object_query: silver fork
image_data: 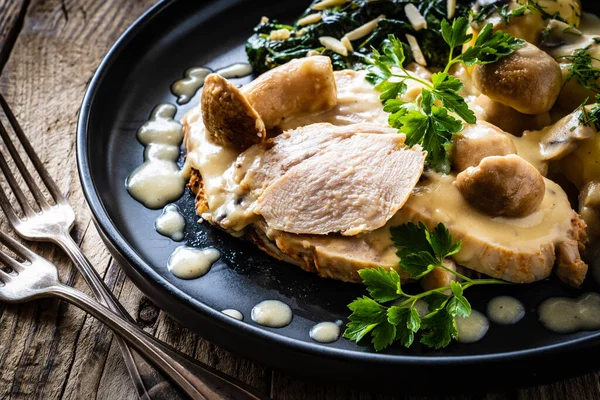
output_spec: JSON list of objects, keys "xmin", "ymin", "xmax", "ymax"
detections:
[
  {"xmin": 0, "ymin": 94, "xmax": 264, "ymax": 400},
  {"xmin": 0, "ymin": 230, "xmax": 264, "ymax": 400}
]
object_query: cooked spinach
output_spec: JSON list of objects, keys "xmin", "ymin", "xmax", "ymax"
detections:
[{"xmin": 246, "ymin": 0, "xmax": 475, "ymax": 73}]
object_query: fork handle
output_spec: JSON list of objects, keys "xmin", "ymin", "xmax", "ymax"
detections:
[
  {"xmin": 50, "ymin": 283, "xmax": 266, "ymax": 400},
  {"xmin": 54, "ymin": 233, "xmax": 178, "ymax": 398}
]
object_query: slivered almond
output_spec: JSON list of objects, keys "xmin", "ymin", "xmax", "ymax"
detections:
[
  {"xmin": 312, "ymin": 0, "xmax": 348, "ymax": 10},
  {"xmin": 298, "ymin": 13, "xmax": 322, "ymax": 26},
  {"xmin": 341, "ymin": 36, "xmax": 354, "ymax": 52},
  {"xmin": 405, "ymin": 4, "xmax": 427, "ymax": 31},
  {"xmin": 269, "ymin": 29, "xmax": 291, "ymax": 41},
  {"xmin": 405, "ymin": 34, "xmax": 427, "ymax": 66},
  {"xmin": 296, "ymin": 28, "xmax": 308, "ymax": 36},
  {"xmin": 345, "ymin": 15, "xmax": 385, "ymax": 41},
  {"xmin": 306, "ymin": 49, "xmax": 321, "ymax": 57},
  {"xmin": 319, "ymin": 36, "xmax": 348, "ymax": 56},
  {"xmin": 447, "ymin": 0, "xmax": 457, "ymax": 19}
]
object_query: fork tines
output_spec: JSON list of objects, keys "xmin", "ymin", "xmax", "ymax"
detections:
[
  {"xmin": 0, "ymin": 230, "xmax": 30, "ymax": 278},
  {"xmin": 0, "ymin": 93, "xmax": 67, "ymax": 219}
]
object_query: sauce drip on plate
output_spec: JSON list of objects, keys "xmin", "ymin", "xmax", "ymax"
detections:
[
  {"xmin": 456, "ymin": 310, "xmax": 489, "ymax": 344},
  {"xmin": 222, "ymin": 309, "xmax": 244, "ymax": 321},
  {"xmin": 171, "ymin": 63, "xmax": 253, "ymax": 104},
  {"xmin": 155, "ymin": 204, "xmax": 186, "ymax": 241},
  {"xmin": 126, "ymin": 104, "xmax": 186, "ymax": 209},
  {"xmin": 487, "ymin": 296, "xmax": 525, "ymax": 325},
  {"xmin": 167, "ymin": 246, "xmax": 220, "ymax": 279},
  {"xmin": 251, "ymin": 300, "xmax": 292, "ymax": 328},
  {"xmin": 538, "ymin": 293, "xmax": 600, "ymax": 334},
  {"xmin": 309, "ymin": 321, "xmax": 342, "ymax": 343}
]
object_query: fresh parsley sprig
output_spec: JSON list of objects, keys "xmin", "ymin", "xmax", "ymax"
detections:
[
  {"xmin": 343, "ymin": 222, "xmax": 508, "ymax": 351},
  {"xmin": 366, "ymin": 18, "xmax": 524, "ymax": 173}
]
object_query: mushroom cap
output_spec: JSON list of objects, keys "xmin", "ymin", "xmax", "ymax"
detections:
[
  {"xmin": 472, "ymin": 43, "xmax": 562, "ymax": 115},
  {"xmin": 452, "ymin": 121, "xmax": 517, "ymax": 172},
  {"xmin": 201, "ymin": 73, "xmax": 266, "ymax": 151},
  {"xmin": 456, "ymin": 154, "xmax": 546, "ymax": 218}
]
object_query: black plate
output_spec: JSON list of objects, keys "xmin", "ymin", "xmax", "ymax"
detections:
[{"xmin": 77, "ymin": 0, "xmax": 600, "ymax": 391}]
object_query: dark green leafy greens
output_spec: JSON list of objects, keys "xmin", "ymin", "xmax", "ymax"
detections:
[
  {"xmin": 245, "ymin": 0, "xmax": 474, "ymax": 73},
  {"xmin": 367, "ymin": 18, "xmax": 524, "ymax": 172},
  {"xmin": 343, "ymin": 223, "xmax": 508, "ymax": 351},
  {"xmin": 471, "ymin": 0, "xmax": 569, "ymax": 28}
]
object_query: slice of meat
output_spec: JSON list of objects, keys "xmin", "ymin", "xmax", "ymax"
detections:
[
  {"xmin": 201, "ymin": 73, "xmax": 266, "ymax": 150},
  {"xmin": 241, "ymin": 56, "xmax": 337, "ymax": 129},
  {"xmin": 393, "ymin": 172, "xmax": 588, "ymax": 287},
  {"xmin": 237, "ymin": 123, "xmax": 425, "ymax": 236},
  {"xmin": 256, "ymin": 134, "xmax": 425, "ymax": 236}
]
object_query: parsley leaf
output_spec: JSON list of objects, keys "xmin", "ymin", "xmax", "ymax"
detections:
[
  {"xmin": 441, "ymin": 18, "xmax": 472, "ymax": 50},
  {"xmin": 344, "ymin": 222, "xmax": 509, "ymax": 351},
  {"xmin": 388, "ymin": 306, "xmax": 421, "ymax": 348},
  {"xmin": 358, "ymin": 267, "xmax": 402, "ymax": 303},
  {"xmin": 366, "ymin": 19, "xmax": 523, "ymax": 173},
  {"xmin": 420, "ymin": 306, "xmax": 458, "ymax": 349},
  {"xmin": 391, "ymin": 222, "xmax": 463, "ymax": 279},
  {"xmin": 344, "ymin": 296, "xmax": 388, "ymax": 342},
  {"xmin": 457, "ymin": 23, "xmax": 525, "ymax": 67}
]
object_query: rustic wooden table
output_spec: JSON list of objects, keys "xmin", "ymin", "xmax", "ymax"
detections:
[{"xmin": 0, "ymin": 1, "xmax": 599, "ymax": 399}]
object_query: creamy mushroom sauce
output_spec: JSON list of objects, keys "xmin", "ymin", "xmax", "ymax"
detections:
[
  {"xmin": 250, "ymin": 300, "xmax": 293, "ymax": 328},
  {"xmin": 155, "ymin": 204, "xmax": 186, "ymax": 241},
  {"xmin": 486, "ymin": 296, "xmax": 525, "ymax": 325},
  {"xmin": 456, "ymin": 310, "xmax": 490, "ymax": 344},
  {"xmin": 171, "ymin": 63, "xmax": 253, "ymax": 104},
  {"xmin": 538, "ymin": 293, "xmax": 600, "ymax": 334},
  {"xmin": 222, "ymin": 309, "xmax": 244, "ymax": 321},
  {"xmin": 167, "ymin": 246, "xmax": 220, "ymax": 279},
  {"xmin": 126, "ymin": 104, "xmax": 186, "ymax": 209},
  {"xmin": 309, "ymin": 321, "xmax": 342, "ymax": 343}
]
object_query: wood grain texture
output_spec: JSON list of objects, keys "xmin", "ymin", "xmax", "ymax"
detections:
[{"xmin": 0, "ymin": 0, "xmax": 598, "ymax": 399}]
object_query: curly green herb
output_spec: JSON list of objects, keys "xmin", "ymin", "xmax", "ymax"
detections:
[
  {"xmin": 367, "ymin": 18, "xmax": 524, "ymax": 172},
  {"xmin": 343, "ymin": 222, "xmax": 508, "ymax": 351}
]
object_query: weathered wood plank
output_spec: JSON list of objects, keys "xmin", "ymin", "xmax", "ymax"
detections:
[
  {"xmin": 0, "ymin": 0, "xmax": 29, "ymax": 72},
  {"xmin": 0, "ymin": 0, "xmax": 268, "ymax": 398}
]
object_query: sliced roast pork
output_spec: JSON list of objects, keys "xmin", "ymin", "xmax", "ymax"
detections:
[{"xmin": 247, "ymin": 124, "xmax": 426, "ymax": 235}]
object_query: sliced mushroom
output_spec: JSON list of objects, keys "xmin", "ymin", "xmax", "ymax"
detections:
[
  {"xmin": 539, "ymin": 109, "xmax": 596, "ymax": 161},
  {"xmin": 452, "ymin": 121, "xmax": 517, "ymax": 172},
  {"xmin": 456, "ymin": 155, "xmax": 546, "ymax": 218},
  {"xmin": 471, "ymin": 43, "xmax": 562, "ymax": 115},
  {"xmin": 241, "ymin": 56, "xmax": 337, "ymax": 129},
  {"xmin": 201, "ymin": 74, "xmax": 266, "ymax": 150}
]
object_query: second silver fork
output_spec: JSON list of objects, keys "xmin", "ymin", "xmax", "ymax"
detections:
[{"xmin": 0, "ymin": 93, "xmax": 214, "ymax": 399}]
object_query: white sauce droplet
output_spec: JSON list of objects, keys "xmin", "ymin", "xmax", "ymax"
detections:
[
  {"xmin": 538, "ymin": 293, "xmax": 600, "ymax": 334},
  {"xmin": 155, "ymin": 204, "xmax": 186, "ymax": 241},
  {"xmin": 456, "ymin": 310, "xmax": 489, "ymax": 344},
  {"xmin": 217, "ymin": 63, "xmax": 254, "ymax": 79},
  {"xmin": 309, "ymin": 320, "xmax": 342, "ymax": 343},
  {"xmin": 167, "ymin": 247, "xmax": 220, "ymax": 279},
  {"xmin": 126, "ymin": 104, "xmax": 185, "ymax": 209},
  {"xmin": 486, "ymin": 296, "xmax": 525, "ymax": 325},
  {"xmin": 222, "ymin": 309, "xmax": 244, "ymax": 321},
  {"xmin": 171, "ymin": 63, "xmax": 252, "ymax": 104},
  {"xmin": 251, "ymin": 300, "xmax": 293, "ymax": 328}
]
